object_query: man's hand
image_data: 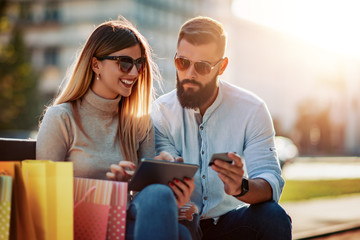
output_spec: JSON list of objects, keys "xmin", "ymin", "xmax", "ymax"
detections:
[
  {"xmin": 154, "ymin": 151, "xmax": 184, "ymax": 162},
  {"xmin": 169, "ymin": 177, "xmax": 195, "ymax": 208},
  {"xmin": 106, "ymin": 161, "xmax": 136, "ymax": 182},
  {"xmin": 210, "ymin": 152, "xmax": 244, "ymax": 196}
]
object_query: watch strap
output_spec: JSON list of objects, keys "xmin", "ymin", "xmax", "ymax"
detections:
[{"xmin": 232, "ymin": 178, "xmax": 249, "ymax": 197}]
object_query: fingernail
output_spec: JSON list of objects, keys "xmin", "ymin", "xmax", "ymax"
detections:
[
  {"xmin": 184, "ymin": 177, "xmax": 189, "ymax": 181},
  {"xmin": 174, "ymin": 179, "xmax": 179, "ymax": 183},
  {"xmin": 169, "ymin": 182, "xmax": 174, "ymax": 186}
]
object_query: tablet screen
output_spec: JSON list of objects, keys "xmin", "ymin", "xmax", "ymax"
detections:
[{"xmin": 128, "ymin": 159, "xmax": 199, "ymax": 191}]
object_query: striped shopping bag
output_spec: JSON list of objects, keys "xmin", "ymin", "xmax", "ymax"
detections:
[{"xmin": 74, "ymin": 178, "xmax": 127, "ymax": 240}]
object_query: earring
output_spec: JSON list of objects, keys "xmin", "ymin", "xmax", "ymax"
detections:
[{"xmin": 96, "ymin": 74, "xmax": 100, "ymax": 80}]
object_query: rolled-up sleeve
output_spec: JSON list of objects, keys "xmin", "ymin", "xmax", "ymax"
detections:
[{"xmin": 243, "ymin": 102, "xmax": 284, "ymax": 202}]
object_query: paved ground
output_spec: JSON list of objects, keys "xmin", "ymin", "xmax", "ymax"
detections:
[
  {"xmin": 312, "ymin": 228, "xmax": 360, "ymax": 240},
  {"xmin": 280, "ymin": 157, "xmax": 360, "ymax": 239},
  {"xmin": 281, "ymin": 194, "xmax": 360, "ymax": 239}
]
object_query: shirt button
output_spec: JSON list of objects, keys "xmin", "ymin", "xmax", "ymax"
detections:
[
  {"xmin": 202, "ymin": 175, "xmax": 206, "ymax": 179},
  {"xmin": 204, "ymin": 196, "xmax": 208, "ymax": 200},
  {"xmin": 201, "ymin": 150, "xmax": 204, "ymax": 154},
  {"xmin": 200, "ymin": 126, "xmax": 204, "ymax": 130}
]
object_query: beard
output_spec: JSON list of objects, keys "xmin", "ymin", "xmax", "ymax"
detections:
[{"xmin": 176, "ymin": 73, "xmax": 218, "ymax": 109}]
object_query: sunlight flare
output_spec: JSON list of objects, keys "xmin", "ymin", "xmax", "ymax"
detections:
[{"xmin": 232, "ymin": 0, "xmax": 360, "ymax": 58}]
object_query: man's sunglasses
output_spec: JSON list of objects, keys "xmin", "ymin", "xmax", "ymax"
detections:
[
  {"xmin": 174, "ymin": 55, "xmax": 223, "ymax": 75},
  {"xmin": 97, "ymin": 55, "xmax": 146, "ymax": 73}
]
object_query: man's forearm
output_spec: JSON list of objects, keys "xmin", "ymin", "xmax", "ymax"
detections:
[{"xmin": 235, "ymin": 178, "xmax": 273, "ymax": 204}]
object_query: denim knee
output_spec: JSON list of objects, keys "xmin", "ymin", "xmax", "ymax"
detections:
[
  {"xmin": 249, "ymin": 201, "xmax": 292, "ymax": 237},
  {"xmin": 250, "ymin": 201, "xmax": 290, "ymax": 222},
  {"xmin": 138, "ymin": 184, "xmax": 177, "ymax": 210}
]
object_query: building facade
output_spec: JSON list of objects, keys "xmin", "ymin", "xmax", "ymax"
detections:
[
  {"xmin": 2, "ymin": 0, "xmax": 359, "ymax": 155},
  {"xmin": 2, "ymin": 0, "xmax": 216, "ymax": 98}
]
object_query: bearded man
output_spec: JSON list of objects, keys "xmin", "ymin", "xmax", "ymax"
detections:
[{"xmin": 151, "ymin": 16, "xmax": 292, "ymax": 240}]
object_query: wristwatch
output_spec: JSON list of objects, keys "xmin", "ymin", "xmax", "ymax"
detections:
[{"xmin": 232, "ymin": 178, "xmax": 249, "ymax": 197}]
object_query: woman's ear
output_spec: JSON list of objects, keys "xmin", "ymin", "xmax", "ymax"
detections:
[
  {"xmin": 218, "ymin": 57, "xmax": 228, "ymax": 76},
  {"xmin": 91, "ymin": 57, "xmax": 101, "ymax": 74}
]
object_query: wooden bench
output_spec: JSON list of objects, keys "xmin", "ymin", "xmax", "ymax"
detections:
[{"xmin": 0, "ymin": 138, "xmax": 36, "ymax": 161}]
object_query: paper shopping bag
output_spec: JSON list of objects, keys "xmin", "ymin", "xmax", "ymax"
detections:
[
  {"xmin": 0, "ymin": 162, "xmax": 37, "ymax": 240},
  {"xmin": 74, "ymin": 177, "xmax": 127, "ymax": 240},
  {"xmin": 106, "ymin": 181, "xmax": 127, "ymax": 240},
  {"xmin": 0, "ymin": 175, "xmax": 12, "ymax": 240},
  {"xmin": 74, "ymin": 177, "xmax": 112, "ymax": 240},
  {"xmin": 22, "ymin": 160, "xmax": 73, "ymax": 240}
]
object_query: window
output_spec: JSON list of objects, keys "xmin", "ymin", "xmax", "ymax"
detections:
[
  {"xmin": 44, "ymin": 2, "xmax": 60, "ymax": 22},
  {"xmin": 44, "ymin": 47, "xmax": 59, "ymax": 66}
]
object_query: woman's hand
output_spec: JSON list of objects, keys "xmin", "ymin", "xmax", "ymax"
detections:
[
  {"xmin": 106, "ymin": 160, "xmax": 136, "ymax": 182},
  {"xmin": 169, "ymin": 177, "xmax": 195, "ymax": 208},
  {"xmin": 154, "ymin": 151, "xmax": 193, "ymax": 207}
]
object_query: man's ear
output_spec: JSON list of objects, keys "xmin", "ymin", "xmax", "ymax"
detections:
[
  {"xmin": 218, "ymin": 57, "xmax": 228, "ymax": 76},
  {"xmin": 91, "ymin": 57, "xmax": 101, "ymax": 74}
]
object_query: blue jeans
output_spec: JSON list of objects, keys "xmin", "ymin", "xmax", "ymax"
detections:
[
  {"xmin": 181, "ymin": 201, "xmax": 292, "ymax": 240},
  {"xmin": 125, "ymin": 184, "xmax": 191, "ymax": 240}
]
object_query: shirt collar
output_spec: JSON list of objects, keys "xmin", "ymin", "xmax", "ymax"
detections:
[
  {"xmin": 200, "ymin": 80, "xmax": 224, "ymax": 121},
  {"xmin": 187, "ymin": 80, "xmax": 224, "ymax": 122}
]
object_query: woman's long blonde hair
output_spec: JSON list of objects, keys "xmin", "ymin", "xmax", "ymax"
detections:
[{"xmin": 46, "ymin": 17, "xmax": 159, "ymax": 162}]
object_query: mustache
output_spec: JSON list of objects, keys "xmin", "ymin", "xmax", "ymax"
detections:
[{"xmin": 180, "ymin": 79, "xmax": 201, "ymax": 87}]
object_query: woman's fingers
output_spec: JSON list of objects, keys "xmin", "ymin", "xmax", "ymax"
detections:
[
  {"xmin": 107, "ymin": 161, "xmax": 136, "ymax": 181},
  {"xmin": 169, "ymin": 177, "xmax": 195, "ymax": 208},
  {"xmin": 110, "ymin": 164, "xmax": 123, "ymax": 173},
  {"xmin": 106, "ymin": 171, "xmax": 116, "ymax": 180},
  {"xmin": 119, "ymin": 161, "xmax": 136, "ymax": 176}
]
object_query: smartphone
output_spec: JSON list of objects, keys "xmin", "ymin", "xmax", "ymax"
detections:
[{"xmin": 208, "ymin": 152, "xmax": 233, "ymax": 166}]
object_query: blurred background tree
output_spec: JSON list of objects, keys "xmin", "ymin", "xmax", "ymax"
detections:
[{"xmin": 0, "ymin": 1, "xmax": 41, "ymax": 135}]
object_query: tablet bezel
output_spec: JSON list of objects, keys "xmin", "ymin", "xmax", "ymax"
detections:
[{"xmin": 128, "ymin": 158, "xmax": 199, "ymax": 191}]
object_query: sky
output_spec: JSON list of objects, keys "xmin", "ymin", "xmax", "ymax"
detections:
[{"xmin": 231, "ymin": 0, "xmax": 360, "ymax": 59}]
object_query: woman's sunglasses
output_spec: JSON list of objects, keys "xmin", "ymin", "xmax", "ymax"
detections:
[
  {"xmin": 97, "ymin": 55, "xmax": 146, "ymax": 73},
  {"xmin": 174, "ymin": 55, "xmax": 223, "ymax": 75}
]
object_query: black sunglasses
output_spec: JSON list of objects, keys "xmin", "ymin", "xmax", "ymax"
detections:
[
  {"xmin": 97, "ymin": 55, "xmax": 146, "ymax": 73},
  {"xmin": 174, "ymin": 55, "xmax": 223, "ymax": 75}
]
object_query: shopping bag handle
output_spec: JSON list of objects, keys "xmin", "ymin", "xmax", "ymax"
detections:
[
  {"xmin": 0, "ymin": 170, "xmax": 10, "ymax": 175},
  {"xmin": 74, "ymin": 186, "xmax": 96, "ymax": 209}
]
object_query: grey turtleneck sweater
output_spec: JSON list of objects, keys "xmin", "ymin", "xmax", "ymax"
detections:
[{"xmin": 36, "ymin": 89, "xmax": 155, "ymax": 180}]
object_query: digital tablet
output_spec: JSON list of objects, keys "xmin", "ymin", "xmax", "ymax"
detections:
[{"xmin": 128, "ymin": 159, "xmax": 199, "ymax": 191}]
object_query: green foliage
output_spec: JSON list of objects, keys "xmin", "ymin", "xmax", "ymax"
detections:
[
  {"xmin": 280, "ymin": 178, "xmax": 360, "ymax": 202},
  {"xmin": 0, "ymin": 28, "xmax": 40, "ymax": 131}
]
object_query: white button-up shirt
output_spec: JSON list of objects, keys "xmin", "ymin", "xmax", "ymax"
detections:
[{"xmin": 151, "ymin": 80, "xmax": 284, "ymax": 219}]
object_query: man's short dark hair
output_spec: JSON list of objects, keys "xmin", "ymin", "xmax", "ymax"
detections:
[{"xmin": 177, "ymin": 16, "xmax": 227, "ymax": 57}]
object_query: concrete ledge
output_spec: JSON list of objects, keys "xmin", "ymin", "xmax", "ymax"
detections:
[{"xmin": 281, "ymin": 195, "xmax": 360, "ymax": 240}]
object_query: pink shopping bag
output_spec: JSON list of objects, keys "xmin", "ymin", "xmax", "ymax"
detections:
[
  {"xmin": 106, "ymin": 181, "xmax": 127, "ymax": 240},
  {"xmin": 74, "ymin": 178, "xmax": 127, "ymax": 240}
]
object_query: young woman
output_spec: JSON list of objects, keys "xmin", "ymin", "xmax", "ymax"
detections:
[{"xmin": 36, "ymin": 17, "xmax": 193, "ymax": 240}]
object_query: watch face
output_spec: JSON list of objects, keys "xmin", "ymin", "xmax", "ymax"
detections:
[{"xmin": 242, "ymin": 178, "xmax": 249, "ymax": 193}]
